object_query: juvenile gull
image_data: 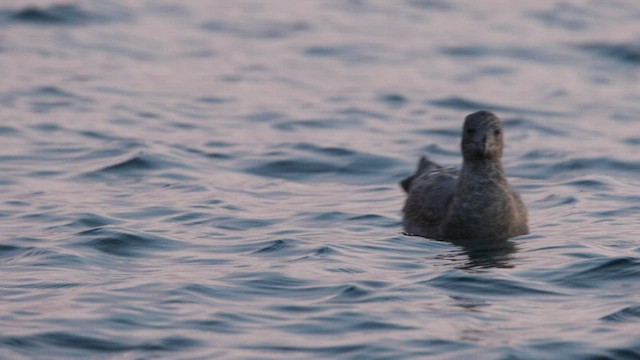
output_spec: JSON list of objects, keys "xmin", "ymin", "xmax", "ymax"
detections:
[{"xmin": 401, "ymin": 111, "xmax": 528, "ymax": 241}]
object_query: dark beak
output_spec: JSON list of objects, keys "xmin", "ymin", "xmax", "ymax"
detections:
[{"xmin": 474, "ymin": 135, "xmax": 487, "ymax": 155}]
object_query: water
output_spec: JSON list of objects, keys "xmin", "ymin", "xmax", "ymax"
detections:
[{"xmin": 0, "ymin": 0, "xmax": 639, "ymax": 358}]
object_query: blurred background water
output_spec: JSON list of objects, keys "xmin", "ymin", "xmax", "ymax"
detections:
[{"xmin": 0, "ymin": 0, "xmax": 639, "ymax": 359}]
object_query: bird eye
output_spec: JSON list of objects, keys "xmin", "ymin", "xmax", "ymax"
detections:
[
  {"xmin": 466, "ymin": 128, "xmax": 475, "ymax": 135},
  {"xmin": 494, "ymin": 129, "xmax": 501, "ymax": 136}
]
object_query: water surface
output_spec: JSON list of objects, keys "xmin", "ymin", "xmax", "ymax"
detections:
[{"xmin": 1, "ymin": 1, "xmax": 639, "ymax": 359}]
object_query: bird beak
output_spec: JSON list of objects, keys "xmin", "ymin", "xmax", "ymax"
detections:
[{"xmin": 474, "ymin": 135, "xmax": 487, "ymax": 155}]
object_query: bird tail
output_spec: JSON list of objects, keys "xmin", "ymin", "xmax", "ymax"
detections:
[{"xmin": 400, "ymin": 156, "xmax": 442, "ymax": 193}]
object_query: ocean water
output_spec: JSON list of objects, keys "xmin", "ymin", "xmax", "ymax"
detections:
[{"xmin": 0, "ymin": 0, "xmax": 639, "ymax": 359}]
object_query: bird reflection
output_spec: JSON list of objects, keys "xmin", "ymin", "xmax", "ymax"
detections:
[{"xmin": 434, "ymin": 237, "xmax": 518, "ymax": 270}]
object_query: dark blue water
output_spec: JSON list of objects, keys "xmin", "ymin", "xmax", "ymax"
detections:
[{"xmin": 1, "ymin": 1, "xmax": 639, "ymax": 359}]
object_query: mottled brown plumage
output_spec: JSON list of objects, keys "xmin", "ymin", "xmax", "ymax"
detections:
[{"xmin": 401, "ymin": 111, "xmax": 528, "ymax": 240}]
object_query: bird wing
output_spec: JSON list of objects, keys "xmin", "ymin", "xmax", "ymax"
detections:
[
  {"xmin": 400, "ymin": 156, "xmax": 443, "ymax": 193},
  {"xmin": 401, "ymin": 157, "xmax": 459, "ymax": 235}
]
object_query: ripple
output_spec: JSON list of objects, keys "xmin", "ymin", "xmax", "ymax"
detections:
[
  {"xmin": 551, "ymin": 257, "xmax": 640, "ymax": 288},
  {"xmin": 530, "ymin": 3, "xmax": 591, "ymax": 30},
  {"xmin": 73, "ymin": 227, "xmax": 182, "ymax": 258},
  {"xmin": 180, "ymin": 284, "xmax": 245, "ymax": 302},
  {"xmin": 304, "ymin": 44, "xmax": 384, "ymax": 63},
  {"xmin": 601, "ymin": 305, "xmax": 640, "ymax": 323},
  {"xmin": 180, "ymin": 318, "xmax": 241, "ymax": 334},
  {"xmin": 532, "ymin": 194, "xmax": 578, "ymax": 208},
  {"xmin": 196, "ymin": 96, "xmax": 234, "ymax": 105},
  {"xmin": 252, "ymin": 239, "xmax": 295, "ymax": 255},
  {"xmin": 5, "ymin": 4, "xmax": 96, "ymax": 25},
  {"xmin": 2, "ymin": 245, "xmax": 86, "ymax": 267},
  {"xmin": 562, "ymin": 178, "xmax": 612, "ymax": 190},
  {"xmin": 80, "ymin": 153, "xmax": 191, "ymax": 181},
  {"xmin": 441, "ymin": 45, "xmax": 566, "ymax": 64},
  {"xmin": 502, "ymin": 117, "xmax": 567, "ymax": 135},
  {"xmin": 516, "ymin": 157, "xmax": 640, "ymax": 180},
  {"xmin": 63, "ymin": 213, "xmax": 121, "ymax": 229},
  {"xmin": 273, "ymin": 118, "xmax": 348, "ymax": 131},
  {"xmin": 165, "ymin": 211, "xmax": 211, "ymax": 225},
  {"xmin": 377, "ymin": 93, "xmax": 408, "ymax": 107},
  {"xmin": 417, "ymin": 128, "xmax": 460, "ymax": 138},
  {"xmin": 244, "ymin": 143, "xmax": 399, "ymax": 183},
  {"xmin": 202, "ymin": 19, "xmax": 309, "ymax": 39},
  {"xmin": 521, "ymin": 149, "xmax": 567, "ymax": 161},
  {"xmin": 298, "ymin": 210, "xmax": 348, "ymax": 223},
  {"xmin": 0, "ymin": 332, "xmax": 198, "ymax": 354},
  {"xmin": 244, "ymin": 343, "xmax": 368, "ymax": 357},
  {"xmin": 16, "ymin": 282, "xmax": 82, "ymax": 289},
  {"xmin": 212, "ymin": 216, "xmax": 278, "ymax": 231},
  {"xmin": 0, "ymin": 244, "xmax": 30, "ymax": 260},
  {"xmin": 268, "ymin": 304, "xmax": 324, "ymax": 313},
  {"xmin": 97, "ymin": 155, "xmax": 160, "ymax": 172},
  {"xmin": 278, "ymin": 315, "xmax": 415, "ymax": 336},
  {"xmin": 272, "ymin": 116, "xmax": 363, "ymax": 130},
  {"xmin": 551, "ymin": 158, "xmax": 640, "ymax": 175},
  {"xmin": 405, "ymin": 339, "xmax": 474, "ymax": 356},
  {"xmin": 338, "ymin": 107, "xmax": 387, "ymax": 120},
  {"xmin": 0, "ymin": 125, "xmax": 19, "ymax": 135},
  {"xmin": 1, "ymin": 3, "xmax": 130, "ymax": 26},
  {"xmin": 624, "ymin": 137, "xmax": 640, "ymax": 146},
  {"xmin": 407, "ymin": 0, "xmax": 453, "ymax": 10},
  {"xmin": 592, "ymin": 205, "xmax": 640, "ymax": 218},
  {"xmin": 425, "ymin": 270, "xmax": 561, "ymax": 296},
  {"xmin": 292, "ymin": 142, "xmax": 356, "ymax": 157},
  {"xmin": 330, "ymin": 285, "xmax": 372, "ymax": 301},
  {"xmin": 289, "ymin": 244, "xmax": 341, "ymax": 262},
  {"xmin": 245, "ymin": 156, "xmax": 335, "ymax": 178},
  {"xmin": 579, "ymin": 42, "xmax": 640, "ymax": 65},
  {"xmin": 313, "ymin": 245, "xmax": 336, "ymax": 256},
  {"xmin": 244, "ymin": 111, "xmax": 285, "ymax": 123},
  {"xmin": 15, "ymin": 86, "xmax": 94, "ymax": 113},
  {"xmin": 227, "ymin": 272, "xmax": 330, "ymax": 299},
  {"xmin": 429, "ymin": 96, "xmax": 566, "ymax": 116}
]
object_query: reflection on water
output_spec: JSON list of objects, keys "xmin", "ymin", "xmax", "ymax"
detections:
[
  {"xmin": 414, "ymin": 235, "xmax": 519, "ymax": 270},
  {"xmin": 451, "ymin": 238, "xmax": 519, "ymax": 270}
]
